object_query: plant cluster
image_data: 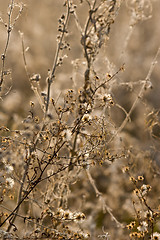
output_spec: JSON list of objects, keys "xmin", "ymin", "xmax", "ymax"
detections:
[{"xmin": 0, "ymin": 0, "xmax": 160, "ymax": 239}]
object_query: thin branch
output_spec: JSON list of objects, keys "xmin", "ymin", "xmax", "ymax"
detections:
[
  {"xmin": 0, "ymin": 160, "xmax": 68, "ymax": 228},
  {"xmin": 107, "ymin": 47, "xmax": 160, "ymax": 145},
  {"xmin": 0, "ymin": 0, "xmax": 14, "ymax": 91},
  {"xmin": 85, "ymin": 168, "xmax": 124, "ymax": 228},
  {"xmin": 6, "ymin": 148, "xmax": 33, "ymax": 232},
  {"xmin": 19, "ymin": 31, "xmax": 44, "ymax": 112},
  {"xmin": 45, "ymin": 0, "xmax": 71, "ymax": 114},
  {"xmin": 0, "ymin": 1, "xmax": 23, "ymax": 93}
]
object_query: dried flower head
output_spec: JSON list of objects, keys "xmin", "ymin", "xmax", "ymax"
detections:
[{"xmin": 137, "ymin": 221, "xmax": 148, "ymax": 233}]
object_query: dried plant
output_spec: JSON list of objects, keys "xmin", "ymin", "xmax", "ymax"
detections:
[{"xmin": 0, "ymin": 0, "xmax": 160, "ymax": 239}]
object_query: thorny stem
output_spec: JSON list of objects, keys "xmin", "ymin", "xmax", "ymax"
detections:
[{"xmin": 45, "ymin": 0, "xmax": 70, "ymax": 114}]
